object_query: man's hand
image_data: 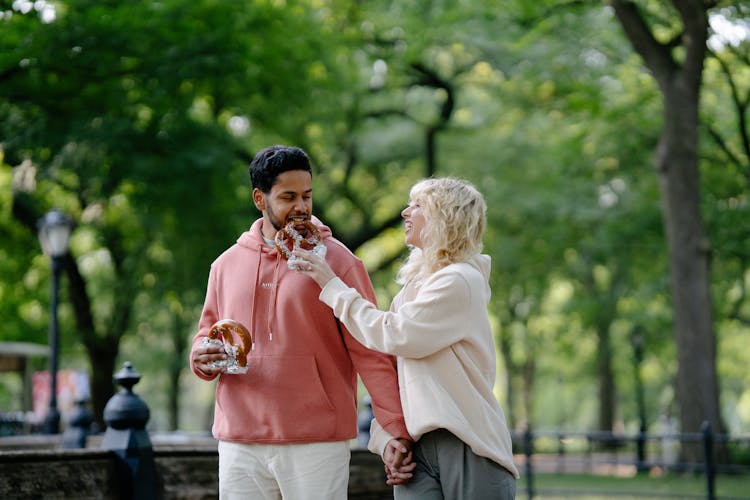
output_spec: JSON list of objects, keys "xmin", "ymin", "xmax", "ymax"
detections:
[
  {"xmin": 191, "ymin": 341, "xmax": 227, "ymax": 376},
  {"xmin": 383, "ymin": 438, "xmax": 416, "ymax": 485}
]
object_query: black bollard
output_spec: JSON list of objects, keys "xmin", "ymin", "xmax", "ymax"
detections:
[
  {"xmin": 101, "ymin": 362, "xmax": 159, "ymax": 500},
  {"xmin": 62, "ymin": 397, "xmax": 94, "ymax": 449}
]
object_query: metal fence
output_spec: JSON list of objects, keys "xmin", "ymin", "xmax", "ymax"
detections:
[{"xmin": 512, "ymin": 422, "xmax": 750, "ymax": 500}]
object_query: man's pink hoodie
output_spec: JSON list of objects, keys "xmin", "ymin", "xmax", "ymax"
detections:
[{"xmin": 190, "ymin": 217, "xmax": 409, "ymax": 445}]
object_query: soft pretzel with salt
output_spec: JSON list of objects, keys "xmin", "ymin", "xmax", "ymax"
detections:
[
  {"xmin": 274, "ymin": 221, "xmax": 327, "ymax": 269},
  {"xmin": 274, "ymin": 220, "xmax": 323, "ymax": 259},
  {"xmin": 208, "ymin": 319, "xmax": 253, "ymax": 370}
]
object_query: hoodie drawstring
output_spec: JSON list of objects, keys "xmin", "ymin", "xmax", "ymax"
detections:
[
  {"xmin": 265, "ymin": 255, "xmax": 282, "ymax": 342},
  {"xmin": 249, "ymin": 244, "xmax": 264, "ymax": 348}
]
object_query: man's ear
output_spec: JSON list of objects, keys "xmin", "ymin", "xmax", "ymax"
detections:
[{"xmin": 252, "ymin": 188, "xmax": 266, "ymax": 211}]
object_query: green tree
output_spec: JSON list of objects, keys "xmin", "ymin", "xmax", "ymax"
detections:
[
  {"xmin": 3, "ymin": 0, "xmax": 749, "ymax": 441},
  {"xmin": 608, "ymin": 0, "xmax": 729, "ymax": 461},
  {"xmin": 2, "ymin": 0, "xmax": 341, "ymax": 428}
]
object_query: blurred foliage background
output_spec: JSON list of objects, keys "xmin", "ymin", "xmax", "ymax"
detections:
[{"xmin": 1, "ymin": 0, "xmax": 749, "ymax": 454}]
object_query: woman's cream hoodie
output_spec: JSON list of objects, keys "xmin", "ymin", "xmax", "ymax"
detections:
[{"xmin": 319, "ymin": 254, "xmax": 519, "ymax": 478}]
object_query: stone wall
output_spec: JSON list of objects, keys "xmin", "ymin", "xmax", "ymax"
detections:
[
  {"xmin": 0, "ymin": 449, "xmax": 123, "ymax": 499},
  {"xmin": 0, "ymin": 442, "xmax": 392, "ymax": 499}
]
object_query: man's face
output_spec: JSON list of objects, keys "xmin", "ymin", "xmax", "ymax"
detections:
[{"xmin": 253, "ymin": 170, "xmax": 313, "ymax": 239}]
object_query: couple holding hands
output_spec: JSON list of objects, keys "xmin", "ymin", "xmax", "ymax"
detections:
[{"xmin": 190, "ymin": 145, "xmax": 518, "ymax": 499}]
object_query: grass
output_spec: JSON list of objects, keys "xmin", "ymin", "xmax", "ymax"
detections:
[{"xmin": 518, "ymin": 472, "xmax": 750, "ymax": 499}]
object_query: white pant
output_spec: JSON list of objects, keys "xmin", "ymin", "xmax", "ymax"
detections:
[{"xmin": 218, "ymin": 440, "xmax": 350, "ymax": 500}]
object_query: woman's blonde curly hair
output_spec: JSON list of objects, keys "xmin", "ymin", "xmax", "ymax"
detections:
[{"xmin": 397, "ymin": 177, "xmax": 487, "ymax": 286}]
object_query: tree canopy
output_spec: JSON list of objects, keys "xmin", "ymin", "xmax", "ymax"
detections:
[{"xmin": 2, "ymin": 0, "xmax": 749, "ymax": 444}]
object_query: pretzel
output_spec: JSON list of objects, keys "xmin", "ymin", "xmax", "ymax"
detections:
[
  {"xmin": 206, "ymin": 319, "xmax": 253, "ymax": 374},
  {"xmin": 274, "ymin": 220, "xmax": 327, "ymax": 268}
]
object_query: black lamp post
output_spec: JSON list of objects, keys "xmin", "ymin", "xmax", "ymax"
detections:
[{"xmin": 38, "ymin": 209, "xmax": 73, "ymax": 434}]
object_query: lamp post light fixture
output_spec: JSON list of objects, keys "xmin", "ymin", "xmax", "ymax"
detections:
[{"xmin": 38, "ymin": 209, "xmax": 74, "ymax": 434}]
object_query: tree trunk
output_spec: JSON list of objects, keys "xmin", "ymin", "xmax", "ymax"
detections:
[
  {"xmin": 596, "ymin": 323, "xmax": 616, "ymax": 433},
  {"xmin": 87, "ymin": 341, "xmax": 119, "ymax": 431},
  {"xmin": 658, "ymin": 81, "xmax": 725, "ymax": 456},
  {"xmin": 583, "ymin": 258, "xmax": 618, "ymax": 434},
  {"xmin": 63, "ymin": 253, "xmax": 116, "ymax": 431},
  {"xmin": 611, "ymin": 0, "xmax": 725, "ymax": 461},
  {"xmin": 498, "ymin": 330, "xmax": 516, "ymax": 430},
  {"xmin": 66, "ymin": 246, "xmax": 132, "ymax": 431},
  {"xmin": 168, "ymin": 310, "xmax": 188, "ymax": 431}
]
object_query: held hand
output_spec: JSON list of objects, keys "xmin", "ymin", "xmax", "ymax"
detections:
[
  {"xmin": 385, "ymin": 462, "xmax": 416, "ymax": 486},
  {"xmin": 291, "ymin": 248, "xmax": 338, "ymax": 288},
  {"xmin": 383, "ymin": 438, "xmax": 416, "ymax": 485},
  {"xmin": 191, "ymin": 342, "xmax": 227, "ymax": 376},
  {"xmin": 383, "ymin": 438, "xmax": 411, "ymax": 468}
]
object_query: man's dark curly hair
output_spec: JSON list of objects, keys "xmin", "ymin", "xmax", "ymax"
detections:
[{"xmin": 249, "ymin": 145, "xmax": 312, "ymax": 193}]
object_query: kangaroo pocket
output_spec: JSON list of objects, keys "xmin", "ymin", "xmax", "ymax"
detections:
[{"xmin": 215, "ymin": 354, "xmax": 338, "ymax": 441}]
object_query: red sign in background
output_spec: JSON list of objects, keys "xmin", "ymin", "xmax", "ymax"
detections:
[{"xmin": 31, "ymin": 370, "xmax": 89, "ymax": 425}]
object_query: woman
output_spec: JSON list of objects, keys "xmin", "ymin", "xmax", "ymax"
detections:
[{"xmin": 294, "ymin": 177, "xmax": 518, "ymax": 499}]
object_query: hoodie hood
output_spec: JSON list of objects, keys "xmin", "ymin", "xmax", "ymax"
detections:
[
  {"xmin": 466, "ymin": 254, "xmax": 492, "ymax": 296},
  {"xmin": 467, "ymin": 253, "xmax": 491, "ymax": 280}
]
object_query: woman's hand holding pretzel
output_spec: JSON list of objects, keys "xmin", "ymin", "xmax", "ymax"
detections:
[{"xmin": 291, "ymin": 248, "xmax": 337, "ymax": 288}]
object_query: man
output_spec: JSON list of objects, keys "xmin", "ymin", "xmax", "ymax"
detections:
[{"xmin": 190, "ymin": 145, "xmax": 411, "ymax": 499}]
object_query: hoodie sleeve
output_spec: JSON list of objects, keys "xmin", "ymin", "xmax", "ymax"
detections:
[
  {"xmin": 320, "ymin": 270, "xmax": 472, "ymax": 359},
  {"xmin": 367, "ymin": 418, "xmax": 394, "ymax": 457},
  {"xmin": 189, "ymin": 264, "xmax": 220, "ymax": 381},
  {"xmin": 338, "ymin": 260, "xmax": 411, "ymax": 442}
]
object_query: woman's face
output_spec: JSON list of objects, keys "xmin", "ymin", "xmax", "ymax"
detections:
[{"xmin": 401, "ymin": 198, "xmax": 426, "ymax": 248}]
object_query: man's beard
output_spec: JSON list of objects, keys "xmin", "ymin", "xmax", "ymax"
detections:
[{"xmin": 266, "ymin": 204, "xmax": 308, "ymax": 232}]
